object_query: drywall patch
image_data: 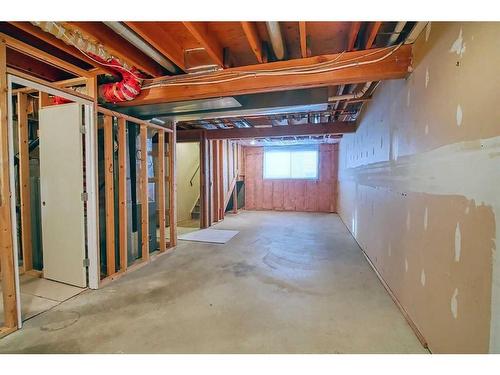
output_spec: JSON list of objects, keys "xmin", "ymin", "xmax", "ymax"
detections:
[
  {"xmin": 421, "ymin": 269, "xmax": 426, "ymax": 286},
  {"xmin": 388, "ymin": 243, "xmax": 392, "ymax": 257},
  {"xmin": 425, "ymin": 68, "xmax": 430, "ymax": 88},
  {"xmin": 424, "ymin": 124, "xmax": 429, "ymax": 135},
  {"xmin": 456, "ymin": 105, "xmax": 463, "ymax": 127},
  {"xmin": 406, "ymin": 211, "xmax": 411, "ymax": 231},
  {"xmin": 405, "ymin": 258, "xmax": 409, "ymax": 272},
  {"xmin": 425, "ymin": 22, "xmax": 431, "ymax": 42},
  {"xmin": 407, "ymin": 88, "xmax": 411, "ymax": 107},
  {"xmin": 451, "ymin": 288, "xmax": 459, "ymax": 319},
  {"xmin": 424, "ymin": 206, "xmax": 429, "ymax": 230},
  {"xmin": 455, "ymin": 223, "xmax": 461, "ymax": 262},
  {"xmin": 450, "ymin": 28, "xmax": 466, "ymax": 58}
]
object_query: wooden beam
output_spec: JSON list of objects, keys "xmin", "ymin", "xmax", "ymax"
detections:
[
  {"xmin": 182, "ymin": 22, "xmax": 224, "ymax": 67},
  {"xmin": 7, "ymin": 48, "xmax": 69, "ymax": 82},
  {"xmin": 1, "ymin": 32, "xmax": 89, "ymax": 78},
  {"xmin": 365, "ymin": 22, "xmax": 382, "ymax": 49},
  {"xmin": 8, "ymin": 22, "xmax": 116, "ymax": 75},
  {"xmin": 97, "ymin": 106, "xmax": 171, "ymax": 132},
  {"xmin": 178, "ymin": 122, "xmax": 355, "ymax": 141},
  {"xmin": 168, "ymin": 125, "xmax": 177, "ymax": 247},
  {"xmin": 299, "ymin": 21, "xmax": 308, "ymax": 58},
  {"xmin": 140, "ymin": 125, "xmax": 149, "ymax": 259},
  {"xmin": 122, "ymin": 45, "xmax": 412, "ymax": 106},
  {"xmin": 68, "ymin": 22, "xmax": 163, "ymax": 77},
  {"xmin": 218, "ymin": 140, "xmax": 224, "ymax": 219},
  {"xmin": 240, "ymin": 22, "xmax": 263, "ymax": 63},
  {"xmin": 158, "ymin": 130, "xmax": 166, "ymax": 252},
  {"xmin": 17, "ymin": 93, "xmax": 32, "ymax": 272},
  {"xmin": 232, "ymin": 183, "xmax": 238, "ymax": 214},
  {"xmin": 347, "ymin": 22, "xmax": 362, "ymax": 51},
  {"xmin": 0, "ymin": 40, "xmax": 18, "ymax": 330},
  {"xmin": 104, "ymin": 115, "xmax": 115, "ymax": 276},
  {"xmin": 117, "ymin": 118, "xmax": 127, "ymax": 272},
  {"xmin": 125, "ymin": 22, "xmax": 186, "ymax": 72}
]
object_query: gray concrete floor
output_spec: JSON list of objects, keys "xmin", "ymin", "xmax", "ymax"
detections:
[{"xmin": 0, "ymin": 211, "xmax": 427, "ymax": 353}]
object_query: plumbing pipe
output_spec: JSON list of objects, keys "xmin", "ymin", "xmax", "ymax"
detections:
[
  {"xmin": 103, "ymin": 22, "xmax": 177, "ymax": 74},
  {"xmin": 387, "ymin": 22, "xmax": 407, "ymax": 46},
  {"xmin": 265, "ymin": 22, "xmax": 285, "ymax": 60},
  {"xmin": 328, "ymin": 81, "xmax": 372, "ymax": 102}
]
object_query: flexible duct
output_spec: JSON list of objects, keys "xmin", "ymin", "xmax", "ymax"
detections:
[
  {"xmin": 31, "ymin": 21, "xmax": 144, "ymax": 103},
  {"xmin": 387, "ymin": 22, "xmax": 407, "ymax": 46},
  {"xmin": 265, "ymin": 22, "xmax": 285, "ymax": 60},
  {"xmin": 328, "ymin": 81, "xmax": 372, "ymax": 102}
]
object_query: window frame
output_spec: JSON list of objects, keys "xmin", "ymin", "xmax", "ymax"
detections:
[{"xmin": 263, "ymin": 145, "xmax": 320, "ymax": 181}]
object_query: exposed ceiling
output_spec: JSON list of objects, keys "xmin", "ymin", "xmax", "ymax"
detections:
[{"xmin": 0, "ymin": 21, "xmax": 423, "ymax": 144}]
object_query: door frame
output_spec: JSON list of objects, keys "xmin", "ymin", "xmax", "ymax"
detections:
[{"xmin": 6, "ymin": 74, "xmax": 100, "ymax": 328}]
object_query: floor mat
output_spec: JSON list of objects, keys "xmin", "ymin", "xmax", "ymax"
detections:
[{"xmin": 177, "ymin": 228, "xmax": 239, "ymax": 244}]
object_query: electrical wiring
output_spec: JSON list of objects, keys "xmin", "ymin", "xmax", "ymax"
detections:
[{"xmin": 143, "ymin": 43, "xmax": 403, "ymax": 89}]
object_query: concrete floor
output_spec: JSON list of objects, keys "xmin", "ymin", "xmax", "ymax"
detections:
[{"xmin": 0, "ymin": 211, "xmax": 427, "ymax": 353}]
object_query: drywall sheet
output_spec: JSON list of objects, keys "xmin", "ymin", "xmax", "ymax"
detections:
[
  {"xmin": 337, "ymin": 22, "xmax": 500, "ymax": 353},
  {"xmin": 244, "ymin": 144, "xmax": 338, "ymax": 212},
  {"xmin": 178, "ymin": 228, "xmax": 239, "ymax": 244}
]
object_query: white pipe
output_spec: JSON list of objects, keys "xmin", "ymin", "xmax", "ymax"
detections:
[
  {"xmin": 265, "ymin": 22, "xmax": 285, "ymax": 60},
  {"xmin": 328, "ymin": 81, "xmax": 372, "ymax": 102},
  {"xmin": 387, "ymin": 22, "xmax": 407, "ymax": 46},
  {"xmin": 103, "ymin": 22, "xmax": 177, "ymax": 73}
]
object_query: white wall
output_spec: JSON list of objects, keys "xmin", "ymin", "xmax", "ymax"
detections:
[{"xmin": 176, "ymin": 142, "xmax": 200, "ymax": 223}]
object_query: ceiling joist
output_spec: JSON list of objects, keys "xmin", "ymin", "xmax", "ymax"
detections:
[
  {"xmin": 240, "ymin": 22, "xmax": 264, "ymax": 63},
  {"xmin": 182, "ymin": 22, "xmax": 224, "ymax": 67}
]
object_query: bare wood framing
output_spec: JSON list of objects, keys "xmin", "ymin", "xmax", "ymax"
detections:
[
  {"xmin": 182, "ymin": 22, "xmax": 224, "ymax": 67},
  {"xmin": 97, "ymin": 106, "xmax": 172, "ymax": 132},
  {"xmin": 121, "ymin": 45, "xmax": 412, "ymax": 106},
  {"xmin": 218, "ymin": 140, "xmax": 224, "ymax": 219},
  {"xmin": 212, "ymin": 140, "xmax": 220, "ymax": 222},
  {"xmin": 299, "ymin": 21, "xmax": 308, "ymax": 58},
  {"xmin": 168, "ymin": 125, "xmax": 177, "ymax": 247},
  {"xmin": 347, "ymin": 22, "xmax": 362, "ymax": 51},
  {"xmin": 140, "ymin": 125, "xmax": 149, "ymax": 259},
  {"xmin": 177, "ymin": 121, "xmax": 355, "ymax": 141},
  {"xmin": 0, "ymin": 40, "xmax": 18, "ymax": 331},
  {"xmin": 158, "ymin": 131, "xmax": 166, "ymax": 252},
  {"xmin": 117, "ymin": 118, "xmax": 127, "ymax": 272},
  {"xmin": 241, "ymin": 22, "xmax": 264, "ymax": 63},
  {"xmin": 365, "ymin": 22, "xmax": 382, "ymax": 49},
  {"xmin": 104, "ymin": 115, "xmax": 115, "ymax": 276},
  {"xmin": 232, "ymin": 184, "xmax": 238, "ymax": 214},
  {"xmin": 1, "ymin": 32, "xmax": 91, "ymax": 78},
  {"xmin": 17, "ymin": 92, "xmax": 32, "ymax": 272}
]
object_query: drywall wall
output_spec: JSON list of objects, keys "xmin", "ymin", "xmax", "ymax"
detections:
[
  {"xmin": 244, "ymin": 144, "xmax": 338, "ymax": 212},
  {"xmin": 176, "ymin": 142, "xmax": 200, "ymax": 223},
  {"xmin": 338, "ymin": 22, "xmax": 500, "ymax": 353}
]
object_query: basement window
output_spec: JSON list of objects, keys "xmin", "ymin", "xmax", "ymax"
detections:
[{"xmin": 263, "ymin": 145, "xmax": 319, "ymax": 180}]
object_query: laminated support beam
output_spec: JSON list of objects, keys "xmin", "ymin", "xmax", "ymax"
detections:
[
  {"xmin": 120, "ymin": 44, "xmax": 412, "ymax": 106},
  {"xmin": 139, "ymin": 125, "xmax": 149, "ymax": 260},
  {"xmin": 177, "ymin": 121, "xmax": 356, "ymax": 141},
  {"xmin": 104, "ymin": 115, "xmax": 115, "ymax": 276},
  {"xmin": 0, "ymin": 40, "xmax": 18, "ymax": 335}
]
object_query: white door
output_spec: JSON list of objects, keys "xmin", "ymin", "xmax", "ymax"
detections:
[{"xmin": 39, "ymin": 103, "xmax": 87, "ymax": 287}]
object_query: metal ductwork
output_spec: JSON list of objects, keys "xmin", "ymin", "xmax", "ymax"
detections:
[
  {"xmin": 265, "ymin": 22, "xmax": 286, "ymax": 60},
  {"xmin": 103, "ymin": 22, "xmax": 177, "ymax": 74},
  {"xmin": 387, "ymin": 22, "xmax": 407, "ymax": 46},
  {"xmin": 328, "ymin": 82, "xmax": 372, "ymax": 102}
]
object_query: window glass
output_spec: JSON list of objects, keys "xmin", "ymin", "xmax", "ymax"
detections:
[{"xmin": 263, "ymin": 146, "xmax": 318, "ymax": 179}]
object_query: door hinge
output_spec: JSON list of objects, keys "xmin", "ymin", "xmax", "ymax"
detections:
[
  {"xmin": 81, "ymin": 192, "xmax": 88, "ymax": 202},
  {"xmin": 83, "ymin": 258, "xmax": 90, "ymax": 267},
  {"xmin": 80, "ymin": 125, "xmax": 86, "ymax": 134}
]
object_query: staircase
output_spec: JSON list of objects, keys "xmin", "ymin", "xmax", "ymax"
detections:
[{"xmin": 191, "ymin": 197, "xmax": 201, "ymax": 220}]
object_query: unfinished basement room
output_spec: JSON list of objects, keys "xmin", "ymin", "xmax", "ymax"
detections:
[{"xmin": 1, "ymin": 3, "xmax": 500, "ymax": 368}]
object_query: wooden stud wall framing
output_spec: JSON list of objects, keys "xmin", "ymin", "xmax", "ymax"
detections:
[
  {"xmin": 139, "ymin": 125, "xmax": 149, "ymax": 260},
  {"xmin": 97, "ymin": 108, "xmax": 175, "ymax": 285},
  {"xmin": 117, "ymin": 118, "xmax": 128, "ymax": 272},
  {"xmin": 0, "ymin": 39, "xmax": 18, "ymax": 337},
  {"xmin": 158, "ymin": 131, "xmax": 166, "ymax": 252},
  {"xmin": 17, "ymin": 92, "xmax": 32, "ymax": 272},
  {"xmin": 103, "ymin": 115, "xmax": 116, "ymax": 276},
  {"xmin": 168, "ymin": 125, "xmax": 177, "ymax": 247}
]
